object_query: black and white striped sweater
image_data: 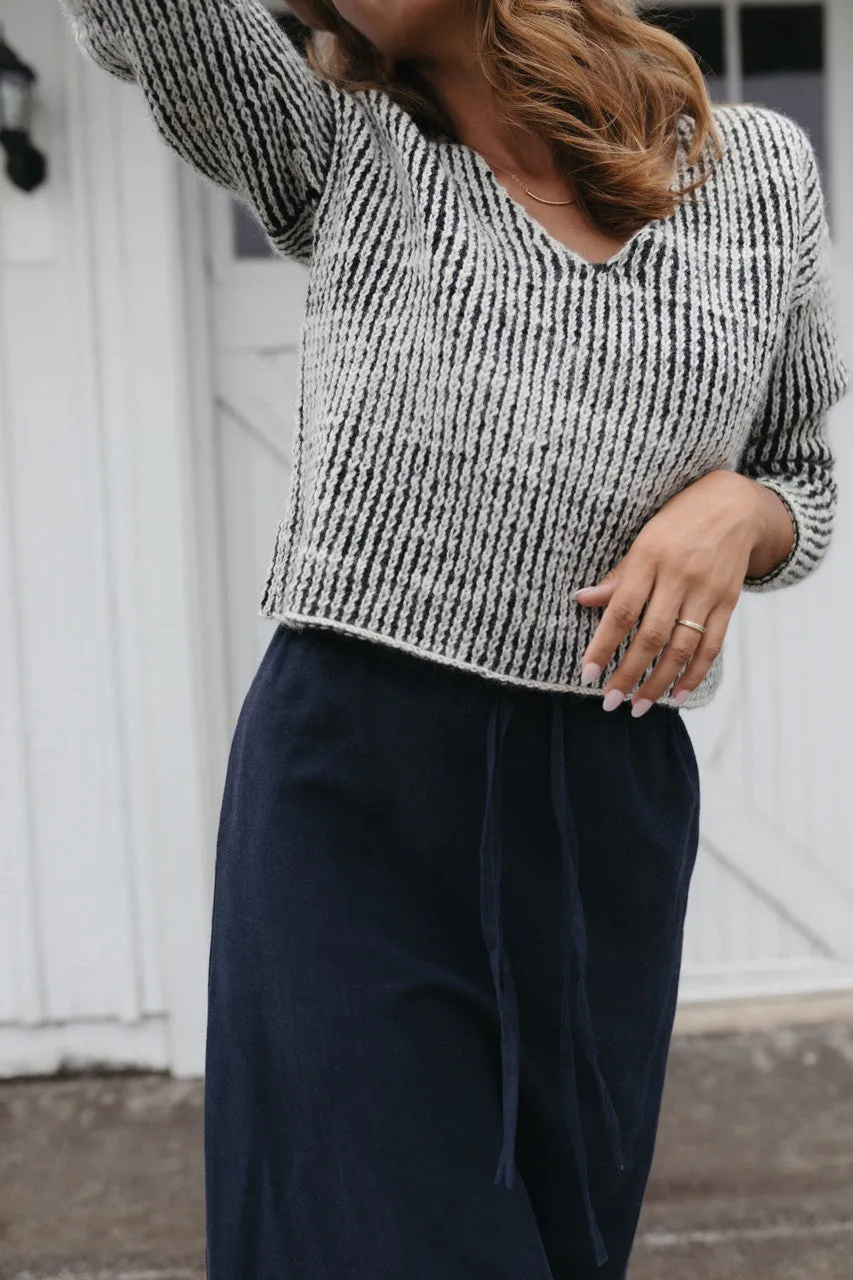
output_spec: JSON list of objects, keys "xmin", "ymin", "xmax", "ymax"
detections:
[{"xmin": 58, "ymin": 0, "xmax": 851, "ymax": 709}]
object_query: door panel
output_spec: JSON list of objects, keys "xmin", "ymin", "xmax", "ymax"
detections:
[{"xmin": 206, "ymin": 0, "xmax": 853, "ymax": 1001}]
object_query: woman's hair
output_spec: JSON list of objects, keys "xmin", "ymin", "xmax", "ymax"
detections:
[{"xmin": 299, "ymin": 0, "xmax": 725, "ymax": 236}]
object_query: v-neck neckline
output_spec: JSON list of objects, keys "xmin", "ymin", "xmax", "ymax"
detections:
[{"xmin": 440, "ymin": 114, "xmax": 695, "ymax": 273}]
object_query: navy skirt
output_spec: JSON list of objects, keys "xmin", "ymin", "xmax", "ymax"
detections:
[{"xmin": 204, "ymin": 623, "xmax": 701, "ymax": 1279}]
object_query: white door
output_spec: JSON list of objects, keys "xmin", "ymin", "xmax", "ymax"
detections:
[
  {"xmin": 645, "ymin": 0, "xmax": 853, "ymax": 1000},
  {"xmin": 206, "ymin": 180, "xmax": 308, "ymax": 718},
  {"xmin": 205, "ymin": 1, "xmax": 853, "ymax": 1004}
]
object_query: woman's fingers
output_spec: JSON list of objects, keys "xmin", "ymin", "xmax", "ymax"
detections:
[
  {"xmin": 578, "ymin": 563, "xmax": 657, "ymax": 698},
  {"xmin": 576, "ymin": 550, "xmax": 738, "ymax": 713},
  {"xmin": 574, "ymin": 579, "xmax": 618, "ymax": 608},
  {"xmin": 594, "ymin": 588, "xmax": 691, "ymax": 710},
  {"xmin": 628, "ymin": 601, "xmax": 713, "ymax": 714},
  {"xmin": 667, "ymin": 604, "xmax": 732, "ymax": 706},
  {"xmin": 574, "ymin": 469, "xmax": 760, "ymax": 710}
]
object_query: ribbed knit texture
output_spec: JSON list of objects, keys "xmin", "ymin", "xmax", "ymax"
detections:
[{"xmin": 59, "ymin": 0, "xmax": 851, "ymax": 709}]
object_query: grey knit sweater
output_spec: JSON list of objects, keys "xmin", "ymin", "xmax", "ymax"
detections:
[{"xmin": 59, "ymin": 0, "xmax": 850, "ymax": 709}]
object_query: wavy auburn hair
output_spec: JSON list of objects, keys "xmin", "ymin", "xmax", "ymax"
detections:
[{"xmin": 295, "ymin": 0, "xmax": 725, "ymax": 237}]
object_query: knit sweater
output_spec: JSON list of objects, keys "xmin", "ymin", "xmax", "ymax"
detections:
[{"xmin": 58, "ymin": 0, "xmax": 851, "ymax": 710}]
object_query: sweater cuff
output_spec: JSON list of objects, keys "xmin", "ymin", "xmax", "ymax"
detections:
[{"xmin": 741, "ymin": 476, "xmax": 818, "ymax": 592}]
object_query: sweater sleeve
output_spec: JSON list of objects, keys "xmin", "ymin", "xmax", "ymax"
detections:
[
  {"xmin": 739, "ymin": 121, "xmax": 850, "ymax": 592},
  {"xmin": 56, "ymin": 0, "xmax": 337, "ymax": 260}
]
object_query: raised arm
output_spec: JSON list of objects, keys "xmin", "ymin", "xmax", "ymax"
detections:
[
  {"xmin": 740, "ymin": 122, "xmax": 851, "ymax": 591},
  {"xmin": 57, "ymin": 0, "xmax": 338, "ymax": 260}
]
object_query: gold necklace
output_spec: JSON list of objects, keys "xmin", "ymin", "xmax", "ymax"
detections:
[{"xmin": 488, "ymin": 162, "xmax": 576, "ymax": 206}]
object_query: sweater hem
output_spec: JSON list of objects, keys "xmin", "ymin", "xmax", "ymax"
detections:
[{"xmin": 258, "ymin": 606, "xmax": 715, "ymax": 712}]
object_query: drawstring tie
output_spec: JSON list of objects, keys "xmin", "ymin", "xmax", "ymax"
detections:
[
  {"xmin": 479, "ymin": 692, "xmax": 519, "ymax": 1189},
  {"xmin": 478, "ymin": 690, "xmax": 625, "ymax": 1268}
]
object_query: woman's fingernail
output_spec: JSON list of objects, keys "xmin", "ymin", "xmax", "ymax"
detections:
[
  {"xmin": 631, "ymin": 697, "xmax": 654, "ymax": 718},
  {"xmin": 602, "ymin": 689, "xmax": 625, "ymax": 712},
  {"xmin": 674, "ymin": 689, "xmax": 691, "ymax": 707},
  {"xmin": 581, "ymin": 662, "xmax": 603, "ymax": 685}
]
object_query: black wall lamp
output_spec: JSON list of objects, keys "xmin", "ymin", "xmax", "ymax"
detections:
[{"xmin": 0, "ymin": 25, "xmax": 48, "ymax": 193}]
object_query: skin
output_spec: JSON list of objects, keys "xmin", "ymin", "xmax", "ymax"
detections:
[{"xmin": 286, "ymin": 0, "xmax": 797, "ymax": 713}]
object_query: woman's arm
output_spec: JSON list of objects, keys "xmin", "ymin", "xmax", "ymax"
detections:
[
  {"xmin": 57, "ymin": 0, "xmax": 338, "ymax": 259},
  {"xmin": 573, "ymin": 120, "xmax": 850, "ymax": 712},
  {"xmin": 739, "ymin": 122, "xmax": 850, "ymax": 590}
]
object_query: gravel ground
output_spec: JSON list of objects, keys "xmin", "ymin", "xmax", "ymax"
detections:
[{"xmin": 2, "ymin": 1020, "xmax": 852, "ymax": 1280}]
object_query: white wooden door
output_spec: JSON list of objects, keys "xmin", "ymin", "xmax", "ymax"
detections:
[
  {"xmin": 206, "ymin": 183, "xmax": 308, "ymax": 718},
  {"xmin": 206, "ymin": 1, "xmax": 853, "ymax": 1004},
  {"xmin": 1, "ymin": 0, "xmax": 213, "ymax": 1076},
  {"xmin": 645, "ymin": 0, "xmax": 853, "ymax": 1000}
]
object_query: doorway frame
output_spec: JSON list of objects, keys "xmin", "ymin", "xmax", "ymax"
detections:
[{"xmin": 174, "ymin": 0, "xmax": 853, "ymax": 1056}]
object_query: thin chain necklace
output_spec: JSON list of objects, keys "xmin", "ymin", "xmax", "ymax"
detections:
[{"xmin": 487, "ymin": 161, "xmax": 576, "ymax": 206}]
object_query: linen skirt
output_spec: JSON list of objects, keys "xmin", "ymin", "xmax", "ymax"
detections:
[{"xmin": 204, "ymin": 622, "xmax": 701, "ymax": 1280}]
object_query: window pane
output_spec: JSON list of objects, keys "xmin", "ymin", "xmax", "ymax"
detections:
[
  {"xmin": 641, "ymin": 5, "xmax": 727, "ymax": 102},
  {"xmin": 740, "ymin": 5, "xmax": 827, "ymax": 187},
  {"xmin": 233, "ymin": 205, "xmax": 275, "ymax": 259}
]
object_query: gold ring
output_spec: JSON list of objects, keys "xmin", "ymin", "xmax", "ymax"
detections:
[{"xmin": 674, "ymin": 617, "xmax": 706, "ymax": 635}]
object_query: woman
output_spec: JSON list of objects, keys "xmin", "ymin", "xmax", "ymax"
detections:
[{"xmin": 58, "ymin": 1, "xmax": 850, "ymax": 1276}]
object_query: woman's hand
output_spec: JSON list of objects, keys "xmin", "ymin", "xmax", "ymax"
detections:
[{"xmin": 574, "ymin": 470, "xmax": 794, "ymax": 715}]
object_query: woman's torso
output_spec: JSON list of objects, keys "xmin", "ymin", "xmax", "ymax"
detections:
[{"xmin": 261, "ymin": 98, "xmax": 799, "ymax": 705}]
